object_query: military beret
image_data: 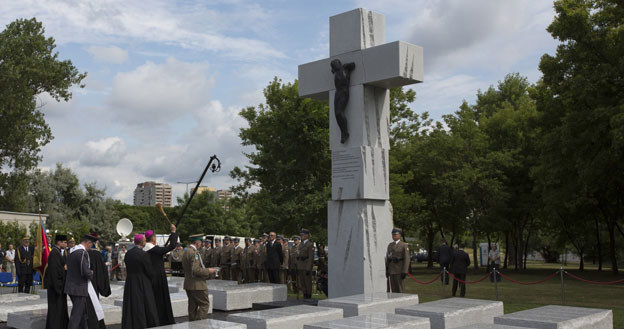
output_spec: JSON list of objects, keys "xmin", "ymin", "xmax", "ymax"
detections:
[
  {"xmin": 55, "ymin": 234, "xmax": 67, "ymax": 242},
  {"xmin": 300, "ymin": 228, "xmax": 310, "ymax": 235},
  {"xmin": 189, "ymin": 234, "xmax": 204, "ymax": 241},
  {"xmin": 391, "ymin": 228, "xmax": 402, "ymax": 235}
]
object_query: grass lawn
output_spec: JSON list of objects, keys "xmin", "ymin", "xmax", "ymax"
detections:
[{"xmin": 291, "ymin": 261, "xmax": 624, "ymax": 328}]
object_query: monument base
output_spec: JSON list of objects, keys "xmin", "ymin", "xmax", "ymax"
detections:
[{"xmin": 328, "ymin": 199, "xmax": 393, "ymax": 298}]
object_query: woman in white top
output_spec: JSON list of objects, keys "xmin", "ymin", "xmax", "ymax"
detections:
[
  {"xmin": 488, "ymin": 243, "xmax": 501, "ymax": 282},
  {"xmin": 118, "ymin": 245, "xmax": 127, "ymax": 280}
]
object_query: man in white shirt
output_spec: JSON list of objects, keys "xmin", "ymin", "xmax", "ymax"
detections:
[{"xmin": 5, "ymin": 243, "xmax": 16, "ymax": 282}]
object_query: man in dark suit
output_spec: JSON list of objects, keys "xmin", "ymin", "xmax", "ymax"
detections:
[
  {"xmin": 438, "ymin": 239, "xmax": 452, "ymax": 285},
  {"xmin": 450, "ymin": 243, "xmax": 471, "ymax": 297},
  {"xmin": 264, "ymin": 232, "xmax": 283, "ymax": 284},
  {"xmin": 16, "ymin": 235, "xmax": 34, "ymax": 293},
  {"xmin": 65, "ymin": 234, "xmax": 98, "ymax": 329}
]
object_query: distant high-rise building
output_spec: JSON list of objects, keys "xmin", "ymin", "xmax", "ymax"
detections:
[
  {"xmin": 217, "ymin": 189, "xmax": 232, "ymax": 201},
  {"xmin": 133, "ymin": 181, "xmax": 172, "ymax": 207},
  {"xmin": 192, "ymin": 186, "xmax": 216, "ymax": 195}
]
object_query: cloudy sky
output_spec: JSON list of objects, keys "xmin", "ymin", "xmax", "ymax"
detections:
[{"xmin": 1, "ymin": 0, "xmax": 559, "ymax": 204}]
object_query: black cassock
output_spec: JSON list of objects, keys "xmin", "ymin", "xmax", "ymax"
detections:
[
  {"xmin": 87, "ymin": 249, "xmax": 111, "ymax": 329},
  {"xmin": 146, "ymin": 232, "xmax": 178, "ymax": 326},
  {"xmin": 44, "ymin": 246, "xmax": 69, "ymax": 329},
  {"xmin": 121, "ymin": 246, "xmax": 159, "ymax": 329}
]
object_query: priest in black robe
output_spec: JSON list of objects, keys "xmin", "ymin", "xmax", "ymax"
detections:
[
  {"xmin": 87, "ymin": 241, "xmax": 111, "ymax": 329},
  {"xmin": 45, "ymin": 234, "xmax": 69, "ymax": 329},
  {"xmin": 121, "ymin": 234, "xmax": 159, "ymax": 329},
  {"xmin": 144, "ymin": 224, "xmax": 178, "ymax": 326}
]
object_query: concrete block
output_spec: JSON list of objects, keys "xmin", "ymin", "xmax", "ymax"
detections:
[
  {"xmin": 211, "ymin": 284, "xmax": 281, "ymax": 311},
  {"xmin": 305, "ymin": 312, "xmax": 430, "ymax": 329},
  {"xmin": 330, "ymin": 8, "xmax": 386, "ymax": 56},
  {"xmin": 318, "ymin": 292, "xmax": 419, "ymax": 317},
  {"xmin": 228, "ymin": 305, "xmax": 344, "ymax": 329},
  {"xmin": 6, "ymin": 304, "xmax": 121, "ymax": 329},
  {"xmin": 494, "ymin": 305, "xmax": 613, "ymax": 329},
  {"xmin": 0, "ymin": 299, "xmax": 51, "ymax": 321},
  {"xmin": 395, "ymin": 298, "xmax": 504, "ymax": 329},
  {"xmin": 328, "ymin": 199, "xmax": 394, "ymax": 298},
  {"xmin": 150, "ymin": 319, "xmax": 247, "ymax": 328},
  {"xmin": 253, "ymin": 299, "xmax": 318, "ymax": 310},
  {"xmin": 0, "ymin": 293, "xmax": 40, "ymax": 303},
  {"xmin": 456, "ymin": 325, "xmax": 535, "ymax": 329},
  {"xmin": 207, "ymin": 279, "xmax": 240, "ymax": 289},
  {"xmin": 240, "ymin": 283, "xmax": 287, "ymax": 302},
  {"xmin": 331, "ymin": 146, "xmax": 389, "ymax": 200}
]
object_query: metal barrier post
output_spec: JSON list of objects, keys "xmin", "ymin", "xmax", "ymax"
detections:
[
  {"xmin": 494, "ymin": 268, "xmax": 499, "ymax": 300},
  {"xmin": 560, "ymin": 267, "xmax": 565, "ymax": 304}
]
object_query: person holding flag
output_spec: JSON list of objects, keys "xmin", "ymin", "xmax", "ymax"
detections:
[{"xmin": 16, "ymin": 235, "xmax": 34, "ymax": 293}]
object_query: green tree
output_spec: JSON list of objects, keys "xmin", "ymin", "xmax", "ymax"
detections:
[
  {"xmin": 230, "ymin": 78, "xmax": 331, "ymax": 240},
  {"xmin": 533, "ymin": 0, "xmax": 624, "ymax": 274},
  {"xmin": 0, "ymin": 18, "xmax": 86, "ymax": 210}
]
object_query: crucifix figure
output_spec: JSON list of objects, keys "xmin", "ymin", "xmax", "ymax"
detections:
[
  {"xmin": 331, "ymin": 59, "xmax": 356, "ymax": 143},
  {"xmin": 298, "ymin": 9, "xmax": 423, "ymax": 298}
]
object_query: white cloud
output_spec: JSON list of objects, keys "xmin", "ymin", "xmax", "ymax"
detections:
[
  {"xmin": 81, "ymin": 137, "xmax": 127, "ymax": 167},
  {"xmin": 0, "ymin": 0, "xmax": 285, "ymax": 60},
  {"xmin": 109, "ymin": 57, "xmax": 214, "ymax": 127},
  {"xmin": 87, "ymin": 45, "xmax": 128, "ymax": 64}
]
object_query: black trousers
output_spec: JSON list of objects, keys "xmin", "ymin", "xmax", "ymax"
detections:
[
  {"xmin": 452, "ymin": 272, "xmax": 466, "ymax": 297},
  {"xmin": 18, "ymin": 273, "xmax": 32, "ymax": 293},
  {"xmin": 68, "ymin": 295, "xmax": 88, "ymax": 329},
  {"xmin": 440, "ymin": 263, "xmax": 450, "ymax": 284},
  {"xmin": 267, "ymin": 269, "xmax": 280, "ymax": 284}
]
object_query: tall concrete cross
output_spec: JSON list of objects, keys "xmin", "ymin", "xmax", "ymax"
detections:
[{"xmin": 298, "ymin": 8, "xmax": 423, "ymax": 298}]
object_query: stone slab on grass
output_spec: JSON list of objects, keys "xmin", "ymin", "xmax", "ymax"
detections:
[
  {"xmin": 318, "ymin": 292, "xmax": 419, "ymax": 317},
  {"xmin": 239, "ymin": 283, "xmax": 287, "ymax": 302},
  {"xmin": 252, "ymin": 299, "xmax": 318, "ymax": 310},
  {"xmin": 494, "ymin": 305, "xmax": 612, "ymax": 329},
  {"xmin": 0, "ymin": 299, "xmax": 51, "ymax": 322},
  {"xmin": 304, "ymin": 312, "xmax": 430, "ymax": 329},
  {"xmin": 149, "ymin": 319, "xmax": 247, "ymax": 328},
  {"xmin": 455, "ymin": 324, "xmax": 537, "ymax": 329},
  {"xmin": 211, "ymin": 284, "xmax": 284, "ymax": 311},
  {"xmin": 0, "ymin": 293, "xmax": 40, "ymax": 303},
  {"xmin": 227, "ymin": 305, "xmax": 343, "ymax": 329},
  {"xmin": 395, "ymin": 298, "xmax": 503, "ymax": 329},
  {"xmin": 6, "ymin": 304, "xmax": 121, "ymax": 329}
]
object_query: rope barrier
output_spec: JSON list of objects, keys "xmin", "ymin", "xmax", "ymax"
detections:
[
  {"xmin": 564, "ymin": 271, "xmax": 624, "ymax": 285},
  {"xmin": 407, "ymin": 271, "xmax": 442, "ymax": 284},
  {"xmin": 497, "ymin": 271, "xmax": 559, "ymax": 285},
  {"xmin": 446, "ymin": 271, "xmax": 491, "ymax": 284},
  {"xmin": 108, "ymin": 263, "xmax": 120, "ymax": 272}
]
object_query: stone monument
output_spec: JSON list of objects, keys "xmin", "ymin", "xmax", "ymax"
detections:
[{"xmin": 298, "ymin": 8, "xmax": 423, "ymax": 297}]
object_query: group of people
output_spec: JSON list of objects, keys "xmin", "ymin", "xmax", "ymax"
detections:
[
  {"xmin": 0, "ymin": 242, "xmax": 18, "ymax": 284},
  {"xmin": 438, "ymin": 239, "xmax": 474, "ymax": 297},
  {"xmin": 170, "ymin": 228, "xmax": 317, "ymax": 301}
]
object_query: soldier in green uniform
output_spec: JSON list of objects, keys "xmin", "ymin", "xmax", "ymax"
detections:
[
  {"xmin": 253, "ymin": 238, "xmax": 264, "ymax": 282},
  {"xmin": 230, "ymin": 238, "xmax": 244, "ymax": 283},
  {"xmin": 219, "ymin": 237, "xmax": 232, "ymax": 280},
  {"xmin": 289, "ymin": 236, "xmax": 300, "ymax": 293},
  {"xmin": 247, "ymin": 239, "xmax": 257, "ymax": 282},
  {"xmin": 278, "ymin": 236, "xmax": 289, "ymax": 284},
  {"xmin": 182, "ymin": 234, "xmax": 215, "ymax": 321},
  {"xmin": 385, "ymin": 228, "xmax": 410, "ymax": 293},
  {"xmin": 260, "ymin": 234, "xmax": 269, "ymax": 282},
  {"xmin": 200, "ymin": 239, "xmax": 212, "ymax": 268},
  {"xmin": 210, "ymin": 238, "xmax": 221, "ymax": 279},
  {"xmin": 241, "ymin": 238, "xmax": 249, "ymax": 283},
  {"xmin": 297, "ymin": 229, "xmax": 315, "ymax": 299}
]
